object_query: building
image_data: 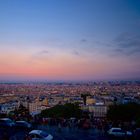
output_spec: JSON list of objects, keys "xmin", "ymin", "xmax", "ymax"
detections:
[{"xmin": 82, "ymin": 104, "xmax": 107, "ymax": 118}]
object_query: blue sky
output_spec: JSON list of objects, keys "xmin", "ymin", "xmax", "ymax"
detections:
[{"xmin": 0, "ymin": 0, "xmax": 140, "ymax": 81}]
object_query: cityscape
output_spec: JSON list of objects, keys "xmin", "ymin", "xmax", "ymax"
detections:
[
  {"xmin": 0, "ymin": 81, "xmax": 140, "ymax": 116},
  {"xmin": 0, "ymin": 81, "xmax": 140, "ymax": 139},
  {"xmin": 0, "ymin": 81, "xmax": 140, "ymax": 117},
  {"xmin": 0, "ymin": 0, "xmax": 140, "ymax": 140}
]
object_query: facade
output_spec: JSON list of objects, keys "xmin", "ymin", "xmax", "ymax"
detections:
[
  {"xmin": 82, "ymin": 104, "xmax": 107, "ymax": 118},
  {"xmin": 89, "ymin": 105, "xmax": 107, "ymax": 118},
  {"xmin": 0, "ymin": 102, "xmax": 19, "ymax": 114}
]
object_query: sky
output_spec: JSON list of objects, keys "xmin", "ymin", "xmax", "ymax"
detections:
[{"xmin": 0, "ymin": 0, "xmax": 140, "ymax": 81}]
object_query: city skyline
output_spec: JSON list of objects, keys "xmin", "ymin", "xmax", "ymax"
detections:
[{"xmin": 0, "ymin": 0, "xmax": 140, "ymax": 81}]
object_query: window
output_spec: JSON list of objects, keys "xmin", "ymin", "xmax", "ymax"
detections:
[
  {"xmin": 36, "ymin": 134, "xmax": 42, "ymax": 138},
  {"xmin": 40, "ymin": 131, "xmax": 48, "ymax": 137},
  {"xmin": 30, "ymin": 134, "xmax": 36, "ymax": 138},
  {"xmin": 112, "ymin": 129, "xmax": 123, "ymax": 133}
]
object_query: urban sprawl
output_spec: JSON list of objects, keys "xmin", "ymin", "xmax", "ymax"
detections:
[{"xmin": 0, "ymin": 81, "xmax": 140, "ymax": 117}]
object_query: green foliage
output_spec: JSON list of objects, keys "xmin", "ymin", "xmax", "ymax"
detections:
[
  {"xmin": 81, "ymin": 93, "xmax": 91, "ymax": 105},
  {"xmin": 12, "ymin": 104, "xmax": 29, "ymax": 118},
  {"xmin": 107, "ymin": 103, "xmax": 140, "ymax": 122},
  {"xmin": 40, "ymin": 103, "xmax": 82, "ymax": 118},
  {"xmin": 0, "ymin": 113, "xmax": 7, "ymax": 118},
  {"xmin": 136, "ymin": 118, "xmax": 140, "ymax": 127}
]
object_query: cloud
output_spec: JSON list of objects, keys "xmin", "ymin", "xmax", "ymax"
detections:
[
  {"xmin": 31, "ymin": 50, "xmax": 50, "ymax": 60},
  {"xmin": 38, "ymin": 50, "xmax": 49, "ymax": 55},
  {"xmin": 72, "ymin": 51, "xmax": 80, "ymax": 56},
  {"xmin": 80, "ymin": 39, "xmax": 87, "ymax": 43},
  {"xmin": 112, "ymin": 32, "xmax": 140, "ymax": 56}
]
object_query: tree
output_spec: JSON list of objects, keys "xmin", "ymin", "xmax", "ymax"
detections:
[
  {"xmin": 40, "ymin": 103, "xmax": 82, "ymax": 119},
  {"xmin": 12, "ymin": 104, "xmax": 30, "ymax": 120},
  {"xmin": 107, "ymin": 103, "xmax": 140, "ymax": 122},
  {"xmin": 113, "ymin": 97, "xmax": 117, "ymax": 105},
  {"xmin": 81, "ymin": 93, "xmax": 91, "ymax": 105}
]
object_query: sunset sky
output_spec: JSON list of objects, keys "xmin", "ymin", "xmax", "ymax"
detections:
[{"xmin": 0, "ymin": 0, "xmax": 140, "ymax": 81}]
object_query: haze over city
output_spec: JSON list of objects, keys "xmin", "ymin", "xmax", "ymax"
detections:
[{"xmin": 0, "ymin": 0, "xmax": 140, "ymax": 81}]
